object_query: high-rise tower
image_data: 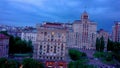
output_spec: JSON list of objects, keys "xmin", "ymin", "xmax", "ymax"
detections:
[{"xmin": 68, "ymin": 11, "xmax": 97, "ymax": 49}]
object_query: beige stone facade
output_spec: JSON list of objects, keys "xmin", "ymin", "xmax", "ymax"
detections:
[
  {"xmin": 34, "ymin": 23, "xmax": 67, "ymax": 61},
  {"xmin": 68, "ymin": 11, "xmax": 97, "ymax": 49},
  {"xmin": 34, "ymin": 11, "xmax": 97, "ymax": 61},
  {"xmin": 112, "ymin": 22, "xmax": 120, "ymax": 42}
]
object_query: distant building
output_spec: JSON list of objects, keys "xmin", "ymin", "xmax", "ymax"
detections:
[
  {"xmin": 68, "ymin": 11, "xmax": 97, "ymax": 49},
  {"xmin": 112, "ymin": 22, "xmax": 120, "ymax": 42},
  {"xmin": 97, "ymin": 29, "xmax": 109, "ymax": 47},
  {"xmin": 34, "ymin": 22, "xmax": 67, "ymax": 62},
  {"xmin": 0, "ymin": 34, "xmax": 9, "ymax": 58},
  {"xmin": 21, "ymin": 30, "xmax": 37, "ymax": 45}
]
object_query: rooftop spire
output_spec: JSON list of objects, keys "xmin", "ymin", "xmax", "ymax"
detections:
[{"xmin": 81, "ymin": 11, "xmax": 89, "ymax": 20}]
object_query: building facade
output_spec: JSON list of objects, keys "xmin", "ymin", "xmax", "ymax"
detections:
[
  {"xmin": 34, "ymin": 23, "xmax": 67, "ymax": 62},
  {"xmin": 0, "ymin": 34, "xmax": 9, "ymax": 58},
  {"xmin": 21, "ymin": 30, "xmax": 37, "ymax": 45},
  {"xmin": 112, "ymin": 22, "xmax": 120, "ymax": 42},
  {"xmin": 68, "ymin": 11, "xmax": 97, "ymax": 49}
]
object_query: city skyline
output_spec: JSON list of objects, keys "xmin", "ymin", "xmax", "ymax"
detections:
[{"xmin": 0, "ymin": 0, "xmax": 120, "ymax": 32}]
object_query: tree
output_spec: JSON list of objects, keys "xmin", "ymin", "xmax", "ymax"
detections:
[
  {"xmin": 22, "ymin": 58, "xmax": 44, "ymax": 68},
  {"xmin": 0, "ymin": 58, "xmax": 19, "ymax": 68},
  {"xmin": 69, "ymin": 49, "xmax": 81, "ymax": 61},
  {"xmin": 105, "ymin": 52, "xmax": 113, "ymax": 62},
  {"xmin": 68, "ymin": 60, "xmax": 96, "ymax": 68},
  {"xmin": 0, "ymin": 58, "xmax": 7, "ymax": 68},
  {"xmin": 112, "ymin": 42, "xmax": 120, "ymax": 53},
  {"xmin": 7, "ymin": 60, "xmax": 19, "ymax": 68},
  {"xmin": 1, "ymin": 31, "xmax": 33, "ymax": 54},
  {"xmin": 68, "ymin": 49, "xmax": 86, "ymax": 61},
  {"xmin": 107, "ymin": 38, "xmax": 110, "ymax": 51},
  {"xmin": 9, "ymin": 35, "xmax": 15, "ymax": 54},
  {"xmin": 107, "ymin": 38, "xmax": 113, "ymax": 51},
  {"xmin": 95, "ymin": 38, "xmax": 100, "ymax": 51},
  {"xmin": 9, "ymin": 36, "xmax": 33, "ymax": 54},
  {"xmin": 96, "ymin": 36, "xmax": 105, "ymax": 52},
  {"xmin": 100, "ymin": 36, "xmax": 105, "ymax": 52},
  {"xmin": 68, "ymin": 61, "xmax": 75, "ymax": 68},
  {"xmin": 111, "ymin": 42, "xmax": 120, "ymax": 62},
  {"xmin": 0, "ymin": 31, "xmax": 9, "ymax": 36},
  {"xmin": 26, "ymin": 40, "xmax": 33, "ymax": 53}
]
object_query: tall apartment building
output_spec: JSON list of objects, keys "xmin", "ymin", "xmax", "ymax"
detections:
[
  {"xmin": 0, "ymin": 34, "xmax": 9, "ymax": 58},
  {"xmin": 112, "ymin": 22, "xmax": 120, "ymax": 42},
  {"xmin": 34, "ymin": 22, "xmax": 67, "ymax": 62},
  {"xmin": 68, "ymin": 11, "xmax": 97, "ymax": 49}
]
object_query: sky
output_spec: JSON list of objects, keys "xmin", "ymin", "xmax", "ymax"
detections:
[{"xmin": 0, "ymin": 0, "xmax": 120, "ymax": 32}]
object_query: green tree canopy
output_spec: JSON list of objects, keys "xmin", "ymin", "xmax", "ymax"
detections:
[
  {"xmin": 9, "ymin": 36, "xmax": 33, "ymax": 54},
  {"xmin": 95, "ymin": 36, "xmax": 105, "ymax": 52},
  {"xmin": 100, "ymin": 36, "xmax": 105, "ymax": 52},
  {"xmin": 0, "ymin": 58, "xmax": 19, "ymax": 68},
  {"xmin": 68, "ymin": 49, "xmax": 86, "ymax": 61},
  {"xmin": 68, "ymin": 60, "xmax": 96, "ymax": 68},
  {"xmin": 22, "ymin": 58, "xmax": 44, "ymax": 68},
  {"xmin": 96, "ymin": 38, "xmax": 100, "ymax": 51}
]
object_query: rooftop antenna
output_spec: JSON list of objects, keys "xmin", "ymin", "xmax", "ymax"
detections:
[{"xmin": 84, "ymin": 6, "xmax": 87, "ymax": 12}]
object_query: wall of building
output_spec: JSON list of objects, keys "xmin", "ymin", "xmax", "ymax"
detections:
[
  {"xmin": 0, "ymin": 34, "xmax": 9, "ymax": 58},
  {"xmin": 34, "ymin": 25, "xmax": 67, "ymax": 61}
]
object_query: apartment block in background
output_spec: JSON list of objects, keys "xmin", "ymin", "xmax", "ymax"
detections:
[
  {"xmin": 21, "ymin": 30, "xmax": 37, "ymax": 45},
  {"xmin": 112, "ymin": 22, "xmax": 120, "ymax": 42},
  {"xmin": 0, "ymin": 34, "xmax": 9, "ymax": 58}
]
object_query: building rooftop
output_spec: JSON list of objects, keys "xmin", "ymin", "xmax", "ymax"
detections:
[{"xmin": 0, "ymin": 34, "xmax": 9, "ymax": 39}]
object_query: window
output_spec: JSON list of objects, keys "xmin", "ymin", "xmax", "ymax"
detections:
[
  {"xmin": 39, "ymin": 52, "xmax": 41, "ymax": 55},
  {"xmin": 58, "ymin": 47, "xmax": 60, "ymax": 49},
  {"xmin": 48, "ymin": 39, "xmax": 50, "ymax": 41},
  {"xmin": 44, "ymin": 32, "xmax": 47, "ymax": 36},
  {"xmin": 40, "ymin": 45, "xmax": 42, "ymax": 49},
  {"xmin": 39, "ymin": 56, "xmax": 41, "ymax": 58},
  {"xmin": 50, "ymin": 57, "xmax": 52, "ymax": 60},
  {"xmin": 54, "ymin": 57, "xmax": 55, "ymax": 59},
  {"xmin": 58, "ymin": 43, "xmax": 60, "ymax": 45},
  {"xmin": 52, "ymin": 32, "xmax": 55, "ymax": 35},
  {"xmin": 60, "ymin": 57, "xmax": 63, "ymax": 60},
  {"xmin": 61, "ymin": 44, "xmax": 63, "ymax": 50},
  {"xmin": 58, "ymin": 39, "xmax": 60, "ymax": 42},
  {"xmin": 54, "ymin": 46, "xmax": 56, "ymax": 53},
  {"xmin": 44, "ymin": 46, "xmax": 46, "ymax": 48},
  {"xmin": 58, "ymin": 33, "xmax": 61, "ymax": 38},
  {"xmin": 57, "ymin": 57, "xmax": 59, "ymax": 59},
  {"xmin": 51, "ymin": 39, "xmax": 53, "ymax": 41},
  {"xmin": 62, "ymin": 36, "xmax": 64, "ymax": 39}
]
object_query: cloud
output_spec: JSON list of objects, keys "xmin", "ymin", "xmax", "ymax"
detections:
[{"xmin": 0, "ymin": 0, "xmax": 120, "ymax": 31}]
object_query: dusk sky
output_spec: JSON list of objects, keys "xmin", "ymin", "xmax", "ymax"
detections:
[{"xmin": 0, "ymin": 0, "xmax": 120, "ymax": 32}]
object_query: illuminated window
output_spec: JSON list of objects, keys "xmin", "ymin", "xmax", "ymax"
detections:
[{"xmin": 52, "ymin": 32, "xmax": 55, "ymax": 35}]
